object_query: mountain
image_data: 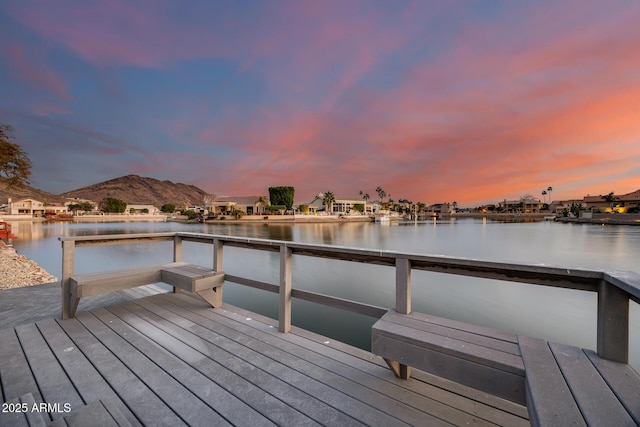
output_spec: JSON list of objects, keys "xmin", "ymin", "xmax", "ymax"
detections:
[
  {"xmin": 60, "ymin": 175, "xmax": 209, "ymax": 207},
  {"xmin": 1, "ymin": 175, "xmax": 209, "ymax": 207},
  {"xmin": 0, "ymin": 183, "xmax": 62, "ymax": 204}
]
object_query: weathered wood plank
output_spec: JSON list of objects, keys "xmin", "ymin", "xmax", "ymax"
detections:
[
  {"xmin": 517, "ymin": 335, "xmax": 585, "ymax": 427},
  {"xmin": 56, "ymin": 399, "xmax": 132, "ymax": 427},
  {"xmin": 73, "ymin": 311, "xmax": 229, "ymax": 427},
  {"xmin": 0, "ymin": 395, "xmax": 30, "ymax": 427},
  {"xmin": 163, "ymin": 295, "xmax": 518, "ymax": 426},
  {"xmin": 584, "ymin": 349, "xmax": 640, "ymax": 424},
  {"xmin": 56, "ymin": 317, "xmax": 186, "ymax": 426},
  {"xmin": 70, "ymin": 265, "xmax": 164, "ymax": 297},
  {"xmin": 149, "ymin": 295, "xmax": 465, "ymax": 426},
  {"xmin": 118, "ymin": 300, "xmax": 361, "ymax": 426},
  {"xmin": 91, "ymin": 306, "xmax": 274, "ymax": 427},
  {"xmin": 207, "ymin": 300, "xmax": 531, "ymax": 426},
  {"xmin": 127, "ymin": 297, "xmax": 411, "ymax": 426},
  {"xmin": 380, "ymin": 310, "xmax": 520, "ymax": 355},
  {"xmin": 386, "ymin": 309, "xmax": 518, "ymax": 344},
  {"xmin": 14, "ymin": 323, "xmax": 84, "ymax": 422},
  {"xmin": 19, "ymin": 392, "xmax": 47, "ymax": 427},
  {"xmin": 34, "ymin": 319, "xmax": 141, "ymax": 426},
  {"xmin": 0, "ymin": 328, "xmax": 43, "ymax": 404},
  {"xmin": 373, "ymin": 319, "xmax": 524, "ymax": 374},
  {"xmin": 549, "ymin": 342, "xmax": 635, "ymax": 427}
]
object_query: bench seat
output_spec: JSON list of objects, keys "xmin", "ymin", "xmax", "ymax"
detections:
[
  {"xmin": 519, "ymin": 335, "xmax": 640, "ymax": 426},
  {"xmin": 372, "ymin": 309, "xmax": 525, "ymax": 404},
  {"xmin": 67, "ymin": 262, "xmax": 224, "ymax": 318},
  {"xmin": 371, "ymin": 310, "xmax": 640, "ymax": 425}
]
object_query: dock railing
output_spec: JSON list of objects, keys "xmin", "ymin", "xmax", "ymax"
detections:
[{"xmin": 60, "ymin": 231, "xmax": 640, "ymax": 364}]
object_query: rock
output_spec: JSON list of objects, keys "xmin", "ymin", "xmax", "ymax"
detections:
[{"xmin": 0, "ymin": 241, "xmax": 58, "ymax": 290}]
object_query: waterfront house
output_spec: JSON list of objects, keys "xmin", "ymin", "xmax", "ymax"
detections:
[
  {"xmin": 43, "ymin": 203, "xmax": 69, "ymax": 216},
  {"xmin": 7, "ymin": 198, "xmax": 46, "ymax": 216},
  {"xmin": 125, "ymin": 204, "xmax": 160, "ymax": 215},
  {"xmin": 206, "ymin": 196, "xmax": 270, "ymax": 215},
  {"xmin": 583, "ymin": 189, "xmax": 640, "ymax": 213},
  {"xmin": 309, "ymin": 196, "xmax": 370, "ymax": 215}
]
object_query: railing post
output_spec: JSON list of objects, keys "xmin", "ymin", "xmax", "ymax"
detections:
[
  {"xmin": 396, "ymin": 257, "xmax": 412, "ymax": 314},
  {"xmin": 597, "ymin": 280, "xmax": 629, "ymax": 363},
  {"xmin": 61, "ymin": 240, "xmax": 75, "ymax": 320},
  {"xmin": 213, "ymin": 238, "xmax": 223, "ymax": 271},
  {"xmin": 279, "ymin": 244, "xmax": 292, "ymax": 333},
  {"xmin": 173, "ymin": 235, "xmax": 183, "ymax": 262}
]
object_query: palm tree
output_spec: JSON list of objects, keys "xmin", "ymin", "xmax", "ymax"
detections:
[
  {"xmin": 602, "ymin": 192, "xmax": 616, "ymax": 212},
  {"xmin": 375, "ymin": 186, "xmax": 386, "ymax": 202},
  {"xmin": 547, "ymin": 186, "xmax": 553, "ymax": 203},
  {"xmin": 541, "ymin": 190, "xmax": 547, "ymax": 204},
  {"xmin": 362, "ymin": 193, "xmax": 370, "ymax": 201},
  {"xmin": 323, "ymin": 191, "xmax": 336, "ymax": 215}
]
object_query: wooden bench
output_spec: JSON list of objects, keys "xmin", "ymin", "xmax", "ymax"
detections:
[
  {"xmin": 66, "ymin": 262, "xmax": 224, "ymax": 318},
  {"xmin": 519, "ymin": 335, "xmax": 640, "ymax": 427},
  {"xmin": 371, "ymin": 309, "xmax": 526, "ymax": 404}
]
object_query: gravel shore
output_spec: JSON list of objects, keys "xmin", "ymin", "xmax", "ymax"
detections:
[{"xmin": 0, "ymin": 241, "xmax": 58, "ymax": 290}]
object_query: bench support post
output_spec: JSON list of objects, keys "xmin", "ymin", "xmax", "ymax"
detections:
[
  {"xmin": 597, "ymin": 280, "xmax": 629, "ymax": 363},
  {"xmin": 279, "ymin": 244, "xmax": 292, "ymax": 333},
  {"xmin": 61, "ymin": 240, "xmax": 75, "ymax": 320},
  {"xmin": 383, "ymin": 358, "xmax": 411, "ymax": 380}
]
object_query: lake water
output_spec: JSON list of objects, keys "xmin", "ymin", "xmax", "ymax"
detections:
[{"xmin": 7, "ymin": 218, "xmax": 640, "ymax": 370}]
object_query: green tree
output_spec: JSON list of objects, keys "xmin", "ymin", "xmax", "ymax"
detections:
[
  {"xmin": 80, "ymin": 202, "xmax": 95, "ymax": 212},
  {"xmin": 322, "ymin": 191, "xmax": 336, "ymax": 214},
  {"xmin": 0, "ymin": 124, "xmax": 32, "ymax": 188},
  {"xmin": 161, "ymin": 203, "xmax": 176, "ymax": 213},
  {"xmin": 67, "ymin": 203, "xmax": 82, "ymax": 214},
  {"xmin": 101, "ymin": 197, "xmax": 127, "ymax": 213},
  {"xmin": 182, "ymin": 209, "xmax": 197, "ymax": 220},
  {"xmin": 570, "ymin": 202, "xmax": 583, "ymax": 217},
  {"xmin": 268, "ymin": 186, "xmax": 295, "ymax": 210}
]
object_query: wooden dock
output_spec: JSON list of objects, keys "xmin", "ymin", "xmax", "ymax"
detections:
[
  {"xmin": 0, "ymin": 289, "xmax": 528, "ymax": 426},
  {"xmin": 3, "ymin": 231, "xmax": 639, "ymax": 426}
]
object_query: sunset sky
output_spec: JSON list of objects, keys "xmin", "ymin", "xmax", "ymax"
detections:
[{"xmin": 1, "ymin": 1, "xmax": 639, "ymax": 206}]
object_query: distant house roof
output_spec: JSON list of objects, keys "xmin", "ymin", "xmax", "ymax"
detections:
[
  {"xmin": 210, "ymin": 196, "xmax": 267, "ymax": 205},
  {"xmin": 618, "ymin": 189, "xmax": 640, "ymax": 201}
]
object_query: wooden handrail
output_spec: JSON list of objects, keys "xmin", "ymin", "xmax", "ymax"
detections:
[{"xmin": 60, "ymin": 231, "xmax": 640, "ymax": 363}]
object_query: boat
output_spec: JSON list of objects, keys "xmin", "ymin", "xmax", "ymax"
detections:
[{"xmin": 0, "ymin": 221, "xmax": 17, "ymax": 240}]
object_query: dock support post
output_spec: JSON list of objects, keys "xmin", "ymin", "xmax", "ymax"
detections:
[
  {"xmin": 597, "ymin": 280, "xmax": 629, "ymax": 363},
  {"xmin": 61, "ymin": 240, "xmax": 75, "ymax": 320},
  {"xmin": 213, "ymin": 238, "xmax": 223, "ymax": 272},
  {"xmin": 172, "ymin": 235, "xmax": 183, "ymax": 293},
  {"xmin": 396, "ymin": 257, "xmax": 412, "ymax": 315},
  {"xmin": 279, "ymin": 244, "xmax": 292, "ymax": 333},
  {"xmin": 173, "ymin": 235, "xmax": 183, "ymax": 262}
]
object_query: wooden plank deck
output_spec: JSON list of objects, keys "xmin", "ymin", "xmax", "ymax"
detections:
[{"xmin": 0, "ymin": 291, "xmax": 529, "ymax": 426}]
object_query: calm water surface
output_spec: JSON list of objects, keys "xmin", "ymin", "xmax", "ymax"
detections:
[{"xmin": 7, "ymin": 218, "xmax": 640, "ymax": 370}]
